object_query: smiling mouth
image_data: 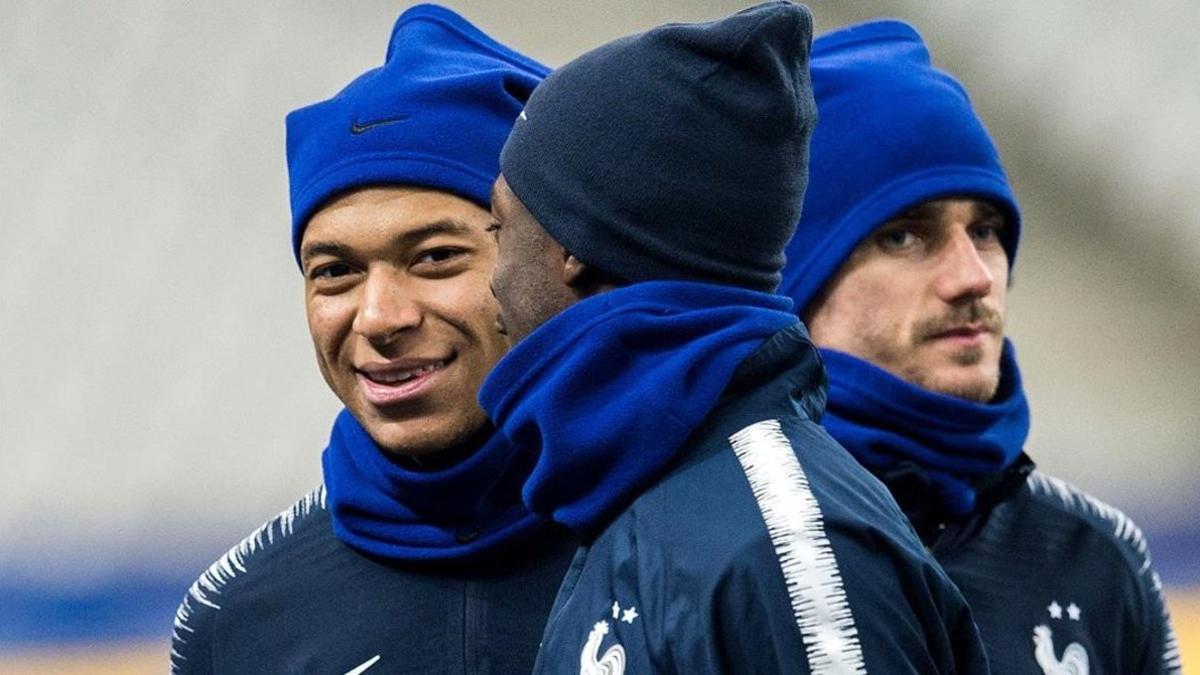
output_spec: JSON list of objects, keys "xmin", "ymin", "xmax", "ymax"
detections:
[
  {"xmin": 361, "ymin": 361, "xmax": 446, "ymax": 384},
  {"xmin": 356, "ymin": 358, "xmax": 452, "ymax": 406}
]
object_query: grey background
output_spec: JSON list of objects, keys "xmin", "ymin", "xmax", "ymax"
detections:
[{"xmin": 2, "ymin": 1, "xmax": 1197, "ymax": 595}]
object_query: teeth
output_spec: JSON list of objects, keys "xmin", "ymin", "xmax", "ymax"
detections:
[{"xmin": 370, "ymin": 361, "xmax": 444, "ymax": 384}]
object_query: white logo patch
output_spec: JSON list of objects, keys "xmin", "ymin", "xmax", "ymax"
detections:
[
  {"xmin": 1033, "ymin": 599, "xmax": 1089, "ymax": 675},
  {"xmin": 580, "ymin": 621, "xmax": 625, "ymax": 675}
]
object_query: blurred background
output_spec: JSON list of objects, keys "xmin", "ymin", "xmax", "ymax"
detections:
[{"xmin": 1, "ymin": 1, "xmax": 1196, "ymax": 671}]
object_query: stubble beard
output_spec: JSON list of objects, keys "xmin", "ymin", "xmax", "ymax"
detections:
[{"xmin": 906, "ymin": 301, "xmax": 1004, "ymax": 403}]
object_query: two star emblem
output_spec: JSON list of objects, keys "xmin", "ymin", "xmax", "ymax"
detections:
[{"xmin": 1047, "ymin": 600, "xmax": 1081, "ymax": 621}]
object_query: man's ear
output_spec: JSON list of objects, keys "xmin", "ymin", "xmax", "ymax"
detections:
[
  {"xmin": 562, "ymin": 253, "xmax": 590, "ymax": 288},
  {"xmin": 563, "ymin": 252, "xmax": 620, "ymax": 297}
]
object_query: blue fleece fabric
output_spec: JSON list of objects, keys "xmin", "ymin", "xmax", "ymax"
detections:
[
  {"xmin": 479, "ymin": 281, "xmax": 798, "ymax": 535},
  {"xmin": 322, "ymin": 409, "xmax": 542, "ymax": 562},
  {"xmin": 820, "ymin": 341, "xmax": 1030, "ymax": 515},
  {"xmin": 285, "ymin": 3, "xmax": 548, "ymax": 263},
  {"xmin": 779, "ymin": 19, "xmax": 1020, "ymax": 311}
]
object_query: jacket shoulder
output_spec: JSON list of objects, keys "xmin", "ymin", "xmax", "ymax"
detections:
[
  {"xmin": 614, "ymin": 418, "xmax": 984, "ymax": 673},
  {"xmin": 170, "ymin": 486, "xmax": 327, "ymax": 674},
  {"xmin": 1025, "ymin": 471, "xmax": 1151, "ymax": 566},
  {"xmin": 1023, "ymin": 471, "xmax": 1182, "ymax": 672}
]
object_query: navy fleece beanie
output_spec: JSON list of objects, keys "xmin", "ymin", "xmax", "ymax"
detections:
[
  {"xmin": 286, "ymin": 4, "xmax": 549, "ymax": 264},
  {"xmin": 500, "ymin": 1, "xmax": 815, "ymax": 293},
  {"xmin": 780, "ymin": 19, "xmax": 1020, "ymax": 313}
]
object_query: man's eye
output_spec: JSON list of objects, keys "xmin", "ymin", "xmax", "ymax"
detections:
[
  {"xmin": 485, "ymin": 221, "xmax": 501, "ymax": 239},
  {"xmin": 310, "ymin": 262, "xmax": 353, "ymax": 280},
  {"xmin": 415, "ymin": 248, "xmax": 464, "ymax": 265},
  {"xmin": 879, "ymin": 228, "xmax": 918, "ymax": 250},
  {"xmin": 970, "ymin": 223, "xmax": 1003, "ymax": 244}
]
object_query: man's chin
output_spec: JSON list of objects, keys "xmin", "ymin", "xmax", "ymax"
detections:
[
  {"xmin": 921, "ymin": 367, "xmax": 1000, "ymax": 403},
  {"xmin": 357, "ymin": 408, "xmax": 491, "ymax": 457}
]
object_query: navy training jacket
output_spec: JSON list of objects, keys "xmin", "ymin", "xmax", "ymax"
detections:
[
  {"xmin": 170, "ymin": 487, "xmax": 576, "ymax": 674},
  {"xmin": 883, "ymin": 456, "xmax": 1183, "ymax": 674},
  {"xmin": 532, "ymin": 325, "xmax": 991, "ymax": 674}
]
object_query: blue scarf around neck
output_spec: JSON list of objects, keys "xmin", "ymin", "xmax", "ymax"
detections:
[
  {"xmin": 322, "ymin": 408, "xmax": 543, "ymax": 562},
  {"xmin": 479, "ymin": 281, "xmax": 798, "ymax": 536},
  {"xmin": 820, "ymin": 339, "xmax": 1030, "ymax": 516}
]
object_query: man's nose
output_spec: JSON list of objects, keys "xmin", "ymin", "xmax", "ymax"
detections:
[
  {"xmin": 934, "ymin": 231, "xmax": 994, "ymax": 303},
  {"xmin": 352, "ymin": 268, "xmax": 422, "ymax": 343}
]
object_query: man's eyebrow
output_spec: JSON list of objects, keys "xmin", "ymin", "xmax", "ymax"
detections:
[
  {"xmin": 396, "ymin": 219, "xmax": 480, "ymax": 245},
  {"xmin": 300, "ymin": 219, "xmax": 480, "ymax": 266},
  {"xmin": 889, "ymin": 202, "xmax": 942, "ymax": 222},
  {"xmin": 888, "ymin": 200, "xmax": 1004, "ymax": 224},
  {"xmin": 300, "ymin": 241, "xmax": 350, "ymax": 267},
  {"xmin": 972, "ymin": 200, "xmax": 1004, "ymax": 221}
]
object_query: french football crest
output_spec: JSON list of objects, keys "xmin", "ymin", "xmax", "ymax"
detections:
[{"xmin": 1032, "ymin": 599, "xmax": 1089, "ymax": 675}]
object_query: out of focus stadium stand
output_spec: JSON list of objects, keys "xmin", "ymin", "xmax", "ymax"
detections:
[{"xmin": 1, "ymin": 1, "xmax": 1195, "ymax": 671}]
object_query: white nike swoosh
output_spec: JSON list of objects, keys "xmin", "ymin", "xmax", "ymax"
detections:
[{"xmin": 344, "ymin": 654, "xmax": 381, "ymax": 675}]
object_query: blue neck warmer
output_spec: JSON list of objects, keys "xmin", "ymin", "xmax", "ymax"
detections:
[
  {"xmin": 820, "ymin": 340, "xmax": 1030, "ymax": 516},
  {"xmin": 479, "ymin": 281, "xmax": 797, "ymax": 536},
  {"xmin": 322, "ymin": 408, "xmax": 543, "ymax": 562}
]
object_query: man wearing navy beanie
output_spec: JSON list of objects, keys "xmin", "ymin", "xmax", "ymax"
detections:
[
  {"xmin": 481, "ymin": 4, "xmax": 988, "ymax": 672},
  {"xmin": 781, "ymin": 20, "xmax": 1181, "ymax": 673},
  {"xmin": 171, "ymin": 6, "xmax": 578, "ymax": 674}
]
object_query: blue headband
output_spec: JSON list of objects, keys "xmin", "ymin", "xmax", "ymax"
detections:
[
  {"xmin": 780, "ymin": 20, "xmax": 1020, "ymax": 312},
  {"xmin": 285, "ymin": 3, "xmax": 549, "ymax": 264}
]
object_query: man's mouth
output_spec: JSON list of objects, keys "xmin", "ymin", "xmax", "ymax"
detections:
[
  {"xmin": 928, "ymin": 325, "xmax": 989, "ymax": 340},
  {"xmin": 362, "ymin": 361, "xmax": 446, "ymax": 383},
  {"xmin": 355, "ymin": 358, "xmax": 451, "ymax": 405},
  {"xmin": 921, "ymin": 324, "xmax": 998, "ymax": 353}
]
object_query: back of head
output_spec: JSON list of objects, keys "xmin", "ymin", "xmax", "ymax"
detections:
[
  {"xmin": 285, "ymin": 3, "xmax": 550, "ymax": 262},
  {"xmin": 780, "ymin": 19, "xmax": 1021, "ymax": 313},
  {"xmin": 500, "ymin": 1, "xmax": 816, "ymax": 293}
]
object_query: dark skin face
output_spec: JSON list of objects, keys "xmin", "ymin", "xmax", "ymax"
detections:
[{"xmin": 488, "ymin": 174, "xmax": 608, "ymax": 344}]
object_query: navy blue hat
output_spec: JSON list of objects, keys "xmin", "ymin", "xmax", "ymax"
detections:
[
  {"xmin": 286, "ymin": 4, "xmax": 549, "ymax": 263},
  {"xmin": 500, "ymin": 1, "xmax": 815, "ymax": 293},
  {"xmin": 780, "ymin": 19, "xmax": 1021, "ymax": 313}
]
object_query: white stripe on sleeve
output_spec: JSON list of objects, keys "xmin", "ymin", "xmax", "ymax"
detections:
[{"xmin": 730, "ymin": 419, "xmax": 866, "ymax": 675}]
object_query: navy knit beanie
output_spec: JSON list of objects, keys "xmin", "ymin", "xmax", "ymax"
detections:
[
  {"xmin": 779, "ymin": 19, "xmax": 1021, "ymax": 313},
  {"xmin": 286, "ymin": 4, "xmax": 549, "ymax": 263},
  {"xmin": 500, "ymin": 1, "xmax": 815, "ymax": 293}
]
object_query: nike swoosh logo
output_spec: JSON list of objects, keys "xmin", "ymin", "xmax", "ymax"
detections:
[
  {"xmin": 344, "ymin": 654, "xmax": 381, "ymax": 675},
  {"xmin": 350, "ymin": 116, "xmax": 410, "ymax": 135}
]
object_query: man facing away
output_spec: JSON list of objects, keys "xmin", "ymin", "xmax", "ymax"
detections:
[
  {"xmin": 780, "ymin": 19, "xmax": 1182, "ymax": 674},
  {"xmin": 170, "ymin": 6, "xmax": 576, "ymax": 673},
  {"xmin": 479, "ymin": 3, "xmax": 989, "ymax": 673}
]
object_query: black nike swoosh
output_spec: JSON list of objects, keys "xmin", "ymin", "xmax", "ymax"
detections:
[{"xmin": 350, "ymin": 115, "xmax": 410, "ymax": 135}]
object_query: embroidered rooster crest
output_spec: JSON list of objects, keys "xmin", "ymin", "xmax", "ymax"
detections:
[
  {"xmin": 1033, "ymin": 625, "xmax": 1089, "ymax": 675},
  {"xmin": 580, "ymin": 620, "xmax": 626, "ymax": 675}
]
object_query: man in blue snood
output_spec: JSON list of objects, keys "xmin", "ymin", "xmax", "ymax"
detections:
[
  {"xmin": 171, "ymin": 7, "xmax": 576, "ymax": 674},
  {"xmin": 781, "ymin": 19, "xmax": 1181, "ymax": 674},
  {"xmin": 481, "ymin": 3, "xmax": 988, "ymax": 673}
]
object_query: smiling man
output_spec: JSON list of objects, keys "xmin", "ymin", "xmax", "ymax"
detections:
[
  {"xmin": 781, "ymin": 19, "xmax": 1182, "ymax": 674},
  {"xmin": 478, "ymin": 4, "xmax": 989, "ymax": 673},
  {"xmin": 302, "ymin": 187, "xmax": 505, "ymax": 456},
  {"xmin": 169, "ymin": 6, "xmax": 574, "ymax": 674}
]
